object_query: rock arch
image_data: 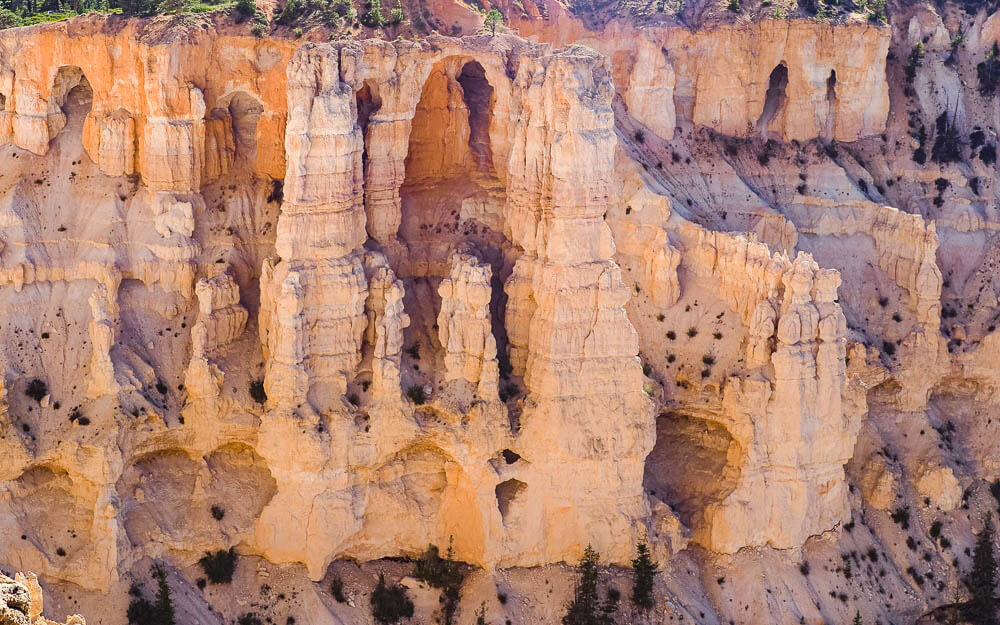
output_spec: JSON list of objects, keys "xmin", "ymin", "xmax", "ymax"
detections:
[
  {"xmin": 395, "ymin": 56, "xmax": 513, "ymax": 397},
  {"xmin": 47, "ymin": 66, "xmax": 92, "ymax": 139},
  {"xmin": 643, "ymin": 412, "xmax": 742, "ymax": 537}
]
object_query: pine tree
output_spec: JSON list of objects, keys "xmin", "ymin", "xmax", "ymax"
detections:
[
  {"xmin": 563, "ymin": 546, "xmax": 615, "ymax": 625},
  {"xmin": 631, "ymin": 541, "xmax": 657, "ymax": 612},
  {"xmin": 483, "ymin": 8, "xmax": 502, "ymax": 35},
  {"xmin": 152, "ymin": 566, "xmax": 176, "ymax": 625},
  {"xmin": 852, "ymin": 610, "xmax": 862, "ymax": 625},
  {"xmin": 475, "ymin": 602, "xmax": 488, "ymax": 625},
  {"xmin": 966, "ymin": 514, "xmax": 999, "ymax": 625}
]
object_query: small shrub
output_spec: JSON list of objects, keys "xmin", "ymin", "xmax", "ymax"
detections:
[
  {"xmin": 234, "ymin": 0, "xmax": 255, "ymax": 18},
  {"xmin": 906, "ymin": 43, "xmax": 925, "ymax": 84},
  {"xmin": 360, "ymin": 0, "xmax": 385, "ymax": 27},
  {"xmin": 891, "ymin": 506, "xmax": 911, "ymax": 530},
  {"xmin": 331, "ymin": 577, "xmax": 346, "ymax": 603},
  {"xmin": 981, "ymin": 144, "xmax": 997, "ymax": 165},
  {"xmin": 634, "ymin": 129, "xmax": 645, "ymax": 144},
  {"xmin": 932, "ymin": 112, "xmax": 962, "ymax": 164},
  {"xmin": 497, "ymin": 591, "xmax": 507, "ymax": 604},
  {"xmin": 979, "ymin": 42, "xmax": 1000, "ymax": 96},
  {"xmin": 406, "ymin": 385, "xmax": 426, "ymax": 405},
  {"xmin": 199, "ymin": 548, "xmax": 237, "ymax": 584},
  {"xmin": 930, "ymin": 520, "xmax": 943, "ymax": 538},
  {"xmin": 237, "ymin": 614, "xmax": 263, "ymax": 625},
  {"xmin": 370, "ymin": 573, "xmax": 414, "ymax": 625},
  {"xmin": 726, "ymin": 0, "xmax": 739, "ymax": 12},
  {"xmin": 686, "ymin": 327, "xmax": 698, "ymax": 338},
  {"xmin": 413, "ymin": 541, "xmax": 465, "ymax": 625},
  {"xmin": 210, "ymin": 505, "xmax": 225, "ymax": 521},
  {"xmin": 0, "ymin": 7, "xmax": 22, "ymax": 28},
  {"xmin": 799, "ymin": 561, "xmax": 810, "ymax": 576},
  {"xmin": 249, "ymin": 380, "xmax": 267, "ymax": 404},
  {"xmin": 25, "ymin": 379, "xmax": 47, "ymax": 403}
]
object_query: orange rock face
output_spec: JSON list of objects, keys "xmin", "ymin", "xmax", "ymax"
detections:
[{"xmin": 6, "ymin": 6, "xmax": 1000, "ymax": 625}]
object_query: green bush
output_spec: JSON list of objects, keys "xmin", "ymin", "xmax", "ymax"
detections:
[
  {"xmin": 413, "ymin": 541, "xmax": 465, "ymax": 625},
  {"xmin": 483, "ymin": 7, "xmax": 501, "ymax": 34},
  {"xmin": 331, "ymin": 577, "xmax": 346, "ymax": 603},
  {"xmin": 234, "ymin": 0, "xmax": 255, "ymax": 18},
  {"xmin": 905, "ymin": 42, "xmax": 924, "ymax": 84},
  {"xmin": 0, "ymin": 8, "xmax": 23, "ymax": 28},
  {"xmin": 406, "ymin": 385, "xmax": 426, "ymax": 405},
  {"xmin": 198, "ymin": 548, "xmax": 238, "ymax": 584},
  {"xmin": 359, "ymin": 0, "xmax": 383, "ymax": 26},
  {"xmin": 275, "ymin": 0, "xmax": 301, "ymax": 24},
  {"xmin": 370, "ymin": 573, "xmax": 414, "ymax": 625},
  {"xmin": 387, "ymin": 0, "xmax": 402, "ymax": 23}
]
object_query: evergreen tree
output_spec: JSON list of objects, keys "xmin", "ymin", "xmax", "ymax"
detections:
[
  {"xmin": 966, "ymin": 514, "xmax": 999, "ymax": 625},
  {"xmin": 152, "ymin": 566, "xmax": 176, "ymax": 625},
  {"xmin": 852, "ymin": 610, "xmax": 862, "ymax": 625},
  {"xmin": 483, "ymin": 8, "xmax": 502, "ymax": 35},
  {"xmin": 563, "ymin": 546, "xmax": 615, "ymax": 625},
  {"xmin": 475, "ymin": 602, "xmax": 488, "ymax": 625},
  {"xmin": 631, "ymin": 541, "xmax": 657, "ymax": 612}
]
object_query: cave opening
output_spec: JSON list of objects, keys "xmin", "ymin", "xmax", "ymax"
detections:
[
  {"xmin": 51, "ymin": 66, "xmax": 93, "ymax": 131},
  {"xmin": 356, "ymin": 80, "xmax": 382, "ymax": 177},
  {"xmin": 227, "ymin": 91, "xmax": 264, "ymax": 170},
  {"xmin": 495, "ymin": 478, "xmax": 526, "ymax": 523},
  {"xmin": 756, "ymin": 63, "xmax": 788, "ymax": 138},
  {"xmin": 643, "ymin": 412, "xmax": 742, "ymax": 531},
  {"xmin": 825, "ymin": 69, "xmax": 837, "ymax": 139},
  {"xmin": 457, "ymin": 61, "xmax": 495, "ymax": 175}
]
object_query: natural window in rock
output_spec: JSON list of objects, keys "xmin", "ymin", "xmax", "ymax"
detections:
[
  {"xmin": 495, "ymin": 478, "xmax": 527, "ymax": 522},
  {"xmin": 756, "ymin": 63, "xmax": 788, "ymax": 137},
  {"xmin": 643, "ymin": 412, "xmax": 741, "ymax": 531},
  {"xmin": 500, "ymin": 449, "xmax": 521, "ymax": 464}
]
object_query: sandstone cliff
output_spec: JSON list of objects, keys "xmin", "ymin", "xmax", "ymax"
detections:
[{"xmin": 2, "ymin": 2, "xmax": 1000, "ymax": 625}]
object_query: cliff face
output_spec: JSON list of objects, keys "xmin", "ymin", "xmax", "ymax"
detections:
[{"xmin": 2, "ymin": 3, "xmax": 1000, "ymax": 625}]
